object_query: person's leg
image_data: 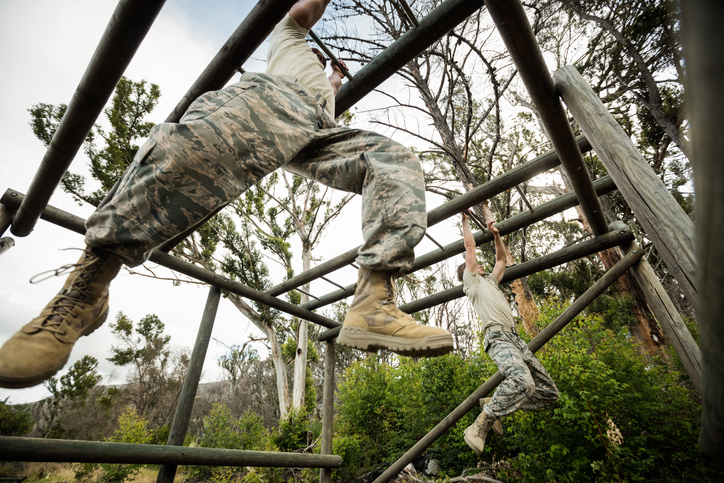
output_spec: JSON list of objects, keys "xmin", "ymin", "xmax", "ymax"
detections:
[
  {"xmin": 286, "ymin": 127, "xmax": 453, "ymax": 357},
  {"xmin": 481, "ymin": 332, "xmax": 537, "ymax": 418},
  {"xmin": 518, "ymin": 343, "xmax": 559, "ymax": 409},
  {"xmin": 0, "ymin": 74, "xmax": 322, "ymax": 388},
  {"xmin": 464, "ymin": 331, "xmax": 530, "ymax": 454}
]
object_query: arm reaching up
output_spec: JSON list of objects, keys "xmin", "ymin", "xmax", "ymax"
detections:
[
  {"xmin": 289, "ymin": 0, "xmax": 332, "ymax": 29},
  {"xmin": 488, "ymin": 219, "xmax": 507, "ymax": 284}
]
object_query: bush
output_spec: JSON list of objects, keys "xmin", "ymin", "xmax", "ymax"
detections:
[
  {"xmin": 188, "ymin": 403, "xmax": 270, "ymax": 481},
  {"xmin": 75, "ymin": 406, "xmax": 152, "ymax": 482},
  {"xmin": 0, "ymin": 399, "xmax": 33, "ymax": 436},
  {"xmin": 333, "ymin": 300, "xmax": 723, "ymax": 482}
]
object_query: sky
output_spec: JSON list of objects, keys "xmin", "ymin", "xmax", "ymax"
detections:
[{"xmin": 0, "ymin": 0, "xmax": 462, "ymax": 405}]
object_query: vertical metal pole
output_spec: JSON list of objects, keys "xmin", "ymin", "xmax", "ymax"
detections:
[
  {"xmin": 319, "ymin": 339, "xmax": 336, "ymax": 483},
  {"xmin": 156, "ymin": 285, "xmax": 222, "ymax": 483}
]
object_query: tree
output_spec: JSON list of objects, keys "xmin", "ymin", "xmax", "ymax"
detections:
[
  {"xmin": 41, "ymin": 355, "xmax": 103, "ymax": 438},
  {"xmin": 107, "ymin": 312, "xmax": 188, "ymax": 432},
  {"xmin": 29, "ymin": 77, "xmax": 160, "ymax": 206},
  {"xmin": 0, "ymin": 398, "xmax": 33, "ymax": 436}
]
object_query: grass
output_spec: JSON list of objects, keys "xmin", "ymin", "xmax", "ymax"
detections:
[{"xmin": 0, "ymin": 462, "xmax": 187, "ymax": 482}]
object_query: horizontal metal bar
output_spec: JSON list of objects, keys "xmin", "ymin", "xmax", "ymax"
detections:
[
  {"xmin": 266, "ymin": 135, "xmax": 592, "ymax": 297},
  {"xmin": 10, "ymin": 0, "xmax": 167, "ymax": 237},
  {"xmin": 0, "ymin": 436, "xmax": 342, "ymax": 468},
  {"xmin": 306, "ymin": 165, "xmax": 612, "ymax": 316},
  {"xmin": 164, "ymin": 0, "xmax": 297, "ymax": 123}
]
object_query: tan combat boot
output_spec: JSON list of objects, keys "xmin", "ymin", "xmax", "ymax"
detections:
[
  {"xmin": 337, "ymin": 266, "xmax": 453, "ymax": 357},
  {"xmin": 464, "ymin": 410, "xmax": 496, "ymax": 456},
  {"xmin": 480, "ymin": 397, "xmax": 504, "ymax": 435},
  {"xmin": 0, "ymin": 249, "xmax": 122, "ymax": 388}
]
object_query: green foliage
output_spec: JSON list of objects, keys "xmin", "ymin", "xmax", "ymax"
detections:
[
  {"xmin": 189, "ymin": 404, "xmax": 270, "ymax": 481},
  {"xmin": 334, "ymin": 300, "xmax": 721, "ymax": 482},
  {"xmin": 0, "ymin": 398, "xmax": 33, "ymax": 436},
  {"xmin": 75, "ymin": 406, "xmax": 152, "ymax": 482},
  {"xmin": 45, "ymin": 355, "xmax": 102, "ymax": 406},
  {"xmin": 273, "ymin": 407, "xmax": 315, "ymax": 452},
  {"xmin": 28, "ymin": 77, "xmax": 160, "ymax": 206},
  {"xmin": 493, "ymin": 301, "xmax": 720, "ymax": 482}
]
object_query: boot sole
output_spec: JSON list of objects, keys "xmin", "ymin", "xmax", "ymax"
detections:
[
  {"xmin": 337, "ymin": 326, "xmax": 453, "ymax": 357},
  {"xmin": 0, "ymin": 307, "xmax": 109, "ymax": 389},
  {"xmin": 463, "ymin": 432, "xmax": 485, "ymax": 456}
]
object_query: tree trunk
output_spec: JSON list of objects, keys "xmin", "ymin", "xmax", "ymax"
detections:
[
  {"xmin": 291, "ymin": 246, "xmax": 312, "ymax": 411},
  {"xmin": 226, "ymin": 294, "xmax": 290, "ymax": 420}
]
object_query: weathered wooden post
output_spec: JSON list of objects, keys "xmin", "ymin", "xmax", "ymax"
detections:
[
  {"xmin": 681, "ymin": 0, "xmax": 724, "ymax": 458},
  {"xmin": 553, "ymin": 66, "xmax": 697, "ymax": 312}
]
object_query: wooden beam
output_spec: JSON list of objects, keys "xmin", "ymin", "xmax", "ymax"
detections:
[
  {"xmin": 617, "ymin": 234, "xmax": 702, "ymax": 394},
  {"xmin": 483, "ymin": 0, "xmax": 609, "ymax": 236},
  {"xmin": 681, "ymin": 0, "xmax": 724, "ymax": 458},
  {"xmin": 0, "ymin": 436, "xmax": 342, "ymax": 468},
  {"xmin": 553, "ymin": 66, "xmax": 697, "ymax": 312},
  {"xmin": 371, "ymin": 247, "xmax": 645, "ymax": 483}
]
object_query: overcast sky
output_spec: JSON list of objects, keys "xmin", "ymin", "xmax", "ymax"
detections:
[{"xmin": 0, "ymin": 0, "xmax": 463, "ymax": 405}]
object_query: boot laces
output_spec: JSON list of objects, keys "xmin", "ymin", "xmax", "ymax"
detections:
[
  {"xmin": 381, "ymin": 272, "xmax": 398, "ymax": 307},
  {"xmin": 30, "ymin": 248, "xmax": 103, "ymax": 301},
  {"xmin": 32, "ymin": 298, "xmax": 80, "ymax": 336}
]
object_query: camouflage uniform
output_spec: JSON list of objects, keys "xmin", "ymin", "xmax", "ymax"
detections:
[
  {"xmin": 464, "ymin": 272, "xmax": 558, "ymax": 419},
  {"xmin": 84, "ymin": 73, "xmax": 427, "ymax": 272},
  {"xmin": 483, "ymin": 329, "xmax": 559, "ymax": 418}
]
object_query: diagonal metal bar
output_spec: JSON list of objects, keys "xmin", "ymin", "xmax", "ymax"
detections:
[
  {"xmin": 335, "ymin": 0, "xmax": 487, "ymax": 116},
  {"xmin": 308, "ymin": 30, "xmax": 353, "ymax": 80},
  {"xmin": 10, "ymin": 0, "xmax": 167, "ymax": 237},
  {"xmin": 0, "ymin": 189, "xmax": 339, "ymax": 331},
  {"xmin": 157, "ymin": 285, "xmax": 221, "ymax": 483},
  {"xmin": 397, "ymin": 0, "xmax": 420, "ymax": 27},
  {"xmin": 514, "ymin": 184, "xmax": 535, "ymax": 212},
  {"xmin": 483, "ymin": 0, "xmax": 608, "ymax": 236}
]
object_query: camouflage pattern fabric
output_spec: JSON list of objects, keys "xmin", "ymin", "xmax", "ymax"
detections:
[
  {"xmin": 483, "ymin": 330, "xmax": 559, "ymax": 418},
  {"xmin": 85, "ymin": 73, "xmax": 426, "ymax": 272}
]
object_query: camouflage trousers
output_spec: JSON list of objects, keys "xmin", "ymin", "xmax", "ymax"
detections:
[
  {"xmin": 483, "ymin": 330, "xmax": 559, "ymax": 419},
  {"xmin": 85, "ymin": 73, "xmax": 427, "ymax": 271}
]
